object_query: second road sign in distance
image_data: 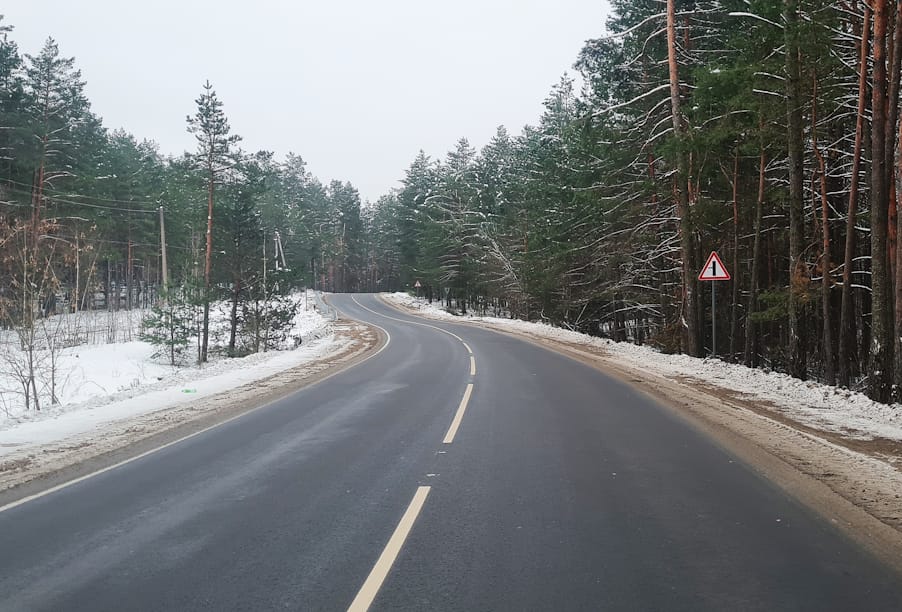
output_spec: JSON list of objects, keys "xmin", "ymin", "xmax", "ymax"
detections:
[{"xmin": 698, "ymin": 251, "xmax": 730, "ymax": 281}]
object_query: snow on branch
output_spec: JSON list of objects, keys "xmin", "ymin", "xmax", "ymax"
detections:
[
  {"xmin": 727, "ymin": 12, "xmax": 784, "ymax": 29},
  {"xmin": 600, "ymin": 12, "xmax": 666, "ymax": 40},
  {"xmin": 593, "ymin": 84, "xmax": 671, "ymax": 117}
]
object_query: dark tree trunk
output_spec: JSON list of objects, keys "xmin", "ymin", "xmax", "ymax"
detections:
[
  {"xmin": 891, "ymin": 2, "xmax": 902, "ymax": 400},
  {"xmin": 667, "ymin": 0, "xmax": 700, "ymax": 357},
  {"xmin": 839, "ymin": 4, "xmax": 870, "ymax": 387},
  {"xmin": 228, "ymin": 279, "xmax": 240, "ymax": 357},
  {"xmin": 811, "ymin": 77, "xmax": 835, "ymax": 385},
  {"xmin": 784, "ymin": 0, "xmax": 807, "ymax": 380},
  {"xmin": 869, "ymin": 0, "xmax": 893, "ymax": 402},
  {"xmin": 729, "ymin": 148, "xmax": 740, "ymax": 362},
  {"xmin": 745, "ymin": 143, "xmax": 766, "ymax": 368}
]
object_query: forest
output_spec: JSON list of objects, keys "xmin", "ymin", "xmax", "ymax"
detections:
[
  {"xmin": 368, "ymin": 0, "xmax": 902, "ymax": 404},
  {"xmin": 0, "ymin": 15, "xmax": 368, "ymax": 403},
  {"xmin": 3, "ymin": 0, "xmax": 902, "ymax": 405}
]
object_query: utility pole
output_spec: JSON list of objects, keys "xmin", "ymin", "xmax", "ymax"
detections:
[
  {"xmin": 74, "ymin": 232, "xmax": 80, "ymax": 313},
  {"xmin": 262, "ymin": 229, "xmax": 268, "ymax": 352},
  {"xmin": 276, "ymin": 231, "xmax": 288, "ymax": 270},
  {"xmin": 201, "ymin": 174, "xmax": 215, "ymax": 363},
  {"xmin": 127, "ymin": 239, "xmax": 133, "ymax": 310},
  {"xmin": 158, "ymin": 205, "xmax": 169, "ymax": 294}
]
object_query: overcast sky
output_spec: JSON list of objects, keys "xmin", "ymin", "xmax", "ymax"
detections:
[{"xmin": 5, "ymin": 0, "xmax": 610, "ymax": 202}]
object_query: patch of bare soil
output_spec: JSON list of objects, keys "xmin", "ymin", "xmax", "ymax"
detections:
[{"xmin": 0, "ymin": 319, "xmax": 383, "ymax": 505}]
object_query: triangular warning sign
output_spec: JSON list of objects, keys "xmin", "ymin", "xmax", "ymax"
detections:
[{"xmin": 698, "ymin": 251, "xmax": 730, "ymax": 281}]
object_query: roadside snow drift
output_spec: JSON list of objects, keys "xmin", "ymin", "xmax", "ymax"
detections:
[{"xmin": 0, "ymin": 292, "xmax": 338, "ymax": 450}]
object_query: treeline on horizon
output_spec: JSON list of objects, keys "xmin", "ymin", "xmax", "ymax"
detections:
[
  {"xmin": 368, "ymin": 0, "xmax": 902, "ymax": 404},
  {"xmin": 0, "ymin": 15, "xmax": 369, "ymax": 377},
  {"xmin": 5, "ymin": 1, "xmax": 902, "ymax": 405}
]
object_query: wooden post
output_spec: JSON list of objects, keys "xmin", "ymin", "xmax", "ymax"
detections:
[
  {"xmin": 74, "ymin": 232, "xmax": 80, "ymax": 313},
  {"xmin": 201, "ymin": 173, "xmax": 215, "ymax": 364},
  {"xmin": 159, "ymin": 205, "xmax": 169, "ymax": 294}
]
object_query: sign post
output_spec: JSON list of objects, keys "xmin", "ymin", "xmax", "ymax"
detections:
[
  {"xmin": 698, "ymin": 251, "xmax": 731, "ymax": 357},
  {"xmin": 414, "ymin": 279, "xmax": 422, "ymax": 299}
]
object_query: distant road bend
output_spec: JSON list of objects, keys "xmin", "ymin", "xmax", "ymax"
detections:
[{"xmin": 0, "ymin": 293, "xmax": 900, "ymax": 611}]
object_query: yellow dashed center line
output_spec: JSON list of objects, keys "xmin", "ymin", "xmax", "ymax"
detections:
[
  {"xmin": 347, "ymin": 486, "xmax": 431, "ymax": 612},
  {"xmin": 443, "ymin": 383, "xmax": 474, "ymax": 444}
]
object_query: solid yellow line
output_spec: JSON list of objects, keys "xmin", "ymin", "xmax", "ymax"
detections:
[
  {"xmin": 351, "ymin": 296, "xmax": 469, "ymax": 345},
  {"xmin": 469, "ymin": 355, "xmax": 476, "ymax": 376},
  {"xmin": 443, "ymin": 383, "xmax": 474, "ymax": 444},
  {"xmin": 347, "ymin": 486, "xmax": 431, "ymax": 612}
]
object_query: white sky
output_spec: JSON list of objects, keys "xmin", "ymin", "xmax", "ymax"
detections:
[{"xmin": 5, "ymin": 0, "xmax": 610, "ymax": 202}]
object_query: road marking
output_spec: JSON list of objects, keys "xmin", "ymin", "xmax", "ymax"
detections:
[
  {"xmin": 350, "ymin": 296, "xmax": 477, "ymax": 445},
  {"xmin": 352, "ymin": 295, "xmax": 474, "ymax": 375},
  {"xmin": 443, "ymin": 383, "xmax": 473, "ymax": 444},
  {"xmin": 0, "ymin": 322, "xmax": 392, "ymax": 516},
  {"xmin": 350, "ymin": 296, "xmax": 469, "ymax": 346},
  {"xmin": 347, "ymin": 486, "xmax": 431, "ymax": 612}
]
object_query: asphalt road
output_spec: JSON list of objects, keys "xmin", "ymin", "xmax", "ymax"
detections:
[{"xmin": 0, "ymin": 293, "xmax": 900, "ymax": 611}]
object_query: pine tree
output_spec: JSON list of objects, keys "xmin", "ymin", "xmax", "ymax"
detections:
[
  {"xmin": 0, "ymin": 16, "xmax": 24, "ymax": 186},
  {"xmin": 220, "ymin": 152, "xmax": 264, "ymax": 357},
  {"xmin": 22, "ymin": 38, "xmax": 90, "ymax": 238},
  {"xmin": 186, "ymin": 80, "xmax": 240, "ymax": 364}
]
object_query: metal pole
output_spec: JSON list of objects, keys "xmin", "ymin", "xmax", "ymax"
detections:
[{"xmin": 711, "ymin": 281, "xmax": 716, "ymax": 357}]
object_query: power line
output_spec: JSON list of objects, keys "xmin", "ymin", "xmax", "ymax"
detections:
[
  {"xmin": 1, "ymin": 178, "xmax": 161, "ymax": 207},
  {"xmin": 2, "ymin": 186, "xmax": 157, "ymax": 214}
]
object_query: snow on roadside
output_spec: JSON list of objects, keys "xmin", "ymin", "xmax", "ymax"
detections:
[
  {"xmin": 0, "ymin": 291, "xmax": 339, "ymax": 453},
  {"xmin": 384, "ymin": 292, "xmax": 902, "ymax": 443}
]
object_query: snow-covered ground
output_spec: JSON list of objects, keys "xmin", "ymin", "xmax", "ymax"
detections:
[
  {"xmin": 0, "ymin": 291, "xmax": 338, "ymax": 452},
  {"xmin": 384, "ymin": 292, "xmax": 902, "ymax": 443}
]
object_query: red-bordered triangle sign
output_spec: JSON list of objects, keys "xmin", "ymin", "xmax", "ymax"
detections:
[{"xmin": 698, "ymin": 251, "xmax": 731, "ymax": 281}]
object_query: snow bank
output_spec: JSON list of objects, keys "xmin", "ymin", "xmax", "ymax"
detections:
[
  {"xmin": 384, "ymin": 292, "xmax": 902, "ymax": 443},
  {"xmin": 0, "ymin": 291, "xmax": 337, "ymax": 448}
]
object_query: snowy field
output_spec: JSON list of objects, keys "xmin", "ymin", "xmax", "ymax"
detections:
[
  {"xmin": 384, "ymin": 292, "xmax": 902, "ymax": 443},
  {"xmin": 0, "ymin": 291, "xmax": 338, "ymax": 450}
]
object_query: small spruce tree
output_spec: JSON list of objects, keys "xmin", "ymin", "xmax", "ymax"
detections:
[{"xmin": 140, "ymin": 287, "xmax": 196, "ymax": 366}]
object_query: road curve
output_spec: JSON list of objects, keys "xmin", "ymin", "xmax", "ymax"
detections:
[{"xmin": 0, "ymin": 293, "xmax": 900, "ymax": 611}]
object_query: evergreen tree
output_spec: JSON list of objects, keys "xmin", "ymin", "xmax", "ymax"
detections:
[
  {"xmin": 186, "ymin": 80, "xmax": 240, "ymax": 364},
  {"xmin": 0, "ymin": 16, "xmax": 24, "ymax": 188},
  {"xmin": 140, "ymin": 287, "xmax": 196, "ymax": 366},
  {"xmin": 22, "ymin": 37, "xmax": 91, "ymax": 241}
]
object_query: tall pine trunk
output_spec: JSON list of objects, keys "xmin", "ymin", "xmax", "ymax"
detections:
[
  {"xmin": 840, "ymin": 4, "xmax": 871, "ymax": 387},
  {"xmin": 895, "ymin": 114, "xmax": 902, "ymax": 400},
  {"xmin": 784, "ymin": 0, "xmax": 807, "ymax": 379},
  {"xmin": 890, "ymin": 2, "xmax": 902, "ymax": 399},
  {"xmin": 745, "ymin": 143, "xmax": 766, "ymax": 367},
  {"xmin": 729, "ymin": 148, "xmax": 740, "ymax": 362},
  {"xmin": 228, "ymin": 279, "xmax": 240, "ymax": 357},
  {"xmin": 667, "ymin": 0, "xmax": 700, "ymax": 357},
  {"xmin": 869, "ymin": 0, "xmax": 893, "ymax": 402},
  {"xmin": 811, "ymin": 77, "xmax": 835, "ymax": 384}
]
